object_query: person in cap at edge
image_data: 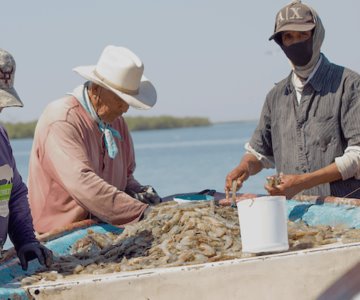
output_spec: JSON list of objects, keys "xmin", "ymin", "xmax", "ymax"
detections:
[
  {"xmin": 0, "ymin": 49, "xmax": 53, "ymax": 270},
  {"xmin": 28, "ymin": 46, "xmax": 161, "ymax": 234},
  {"xmin": 225, "ymin": 1, "xmax": 360, "ymax": 200}
]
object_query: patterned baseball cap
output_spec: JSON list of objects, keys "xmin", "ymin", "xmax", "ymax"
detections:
[
  {"xmin": 0, "ymin": 49, "xmax": 23, "ymax": 108},
  {"xmin": 269, "ymin": 1, "xmax": 316, "ymax": 41}
]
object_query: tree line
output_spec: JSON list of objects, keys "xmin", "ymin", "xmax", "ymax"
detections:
[{"xmin": 0, "ymin": 116, "xmax": 211, "ymax": 139}]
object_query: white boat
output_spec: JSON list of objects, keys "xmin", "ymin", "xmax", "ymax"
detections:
[{"xmin": 1, "ymin": 194, "xmax": 360, "ymax": 300}]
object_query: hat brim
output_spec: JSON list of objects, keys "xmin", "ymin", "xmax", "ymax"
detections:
[
  {"xmin": 0, "ymin": 88, "xmax": 23, "ymax": 108},
  {"xmin": 73, "ymin": 65, "xmax": 157, "ymax": 110},
  {"xmin": 269, "ymin": 23, "xmax": 315, "ymax": 41}
]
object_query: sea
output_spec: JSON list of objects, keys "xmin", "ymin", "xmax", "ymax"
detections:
[{"xmin": 11, "ymin": 121, "xmax": 274, "ymax": 196}]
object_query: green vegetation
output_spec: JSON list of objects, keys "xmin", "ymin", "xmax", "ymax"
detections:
[
  {"xmin": 125, "ymin": 116, "xmax": 211, "ymax": 131},
  {"xmin": 0, "ymin": 121, "xmax": 37, "ymax": 139},
  {"xmin": 0, "ymin": 116, "xmax": 211, "ymax": 139}
]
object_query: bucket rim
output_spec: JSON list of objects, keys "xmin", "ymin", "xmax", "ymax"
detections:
[{"xmin": 236, "ymin": 195, "xmax": 286, "ymax": 205}]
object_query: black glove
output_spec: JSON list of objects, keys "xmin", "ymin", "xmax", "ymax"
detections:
[
  {"xmin": 127, "ymin": 185, "xmax": 162, "ymax": 205},
  {"xmin": 17, "ymin": 242, "xmax": 53, "ymax": 271}
]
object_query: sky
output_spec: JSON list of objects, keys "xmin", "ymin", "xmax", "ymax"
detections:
[{"xmin": 1, "ymin": 0, "xmax": 360, "ymax": 123}]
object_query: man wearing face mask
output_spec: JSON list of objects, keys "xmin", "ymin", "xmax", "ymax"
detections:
[{"xmin": 225, "ymin": 0, "xmax": 360, "ymax": 199}]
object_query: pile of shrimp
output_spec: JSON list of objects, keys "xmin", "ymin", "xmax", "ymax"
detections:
[{"xmin": 21, "ymin": 201, "xmax": 360, "ymax": 285}]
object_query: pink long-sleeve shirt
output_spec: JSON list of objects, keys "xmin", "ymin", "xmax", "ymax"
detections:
[{"xmin": 28, "ymin": 96, "xmax": 147, "ymax": 233}]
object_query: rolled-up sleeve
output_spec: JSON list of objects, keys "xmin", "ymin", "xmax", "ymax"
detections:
[
  {"xmin": 335, "ymin": 147, "xmax": 360, "ymax": 180},
  {"xmin": 336, "ymin": 78, "xmax": 360, "ymax": 180},
  {"xmin": 245, "ymin": 142, "xmax": 275, "ymax": 169}
]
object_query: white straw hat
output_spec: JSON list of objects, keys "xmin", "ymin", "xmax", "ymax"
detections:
[
  {"xmin": 73, "ymin": 45, "xmax": 157, "ymax": 110},
  {"xmin": 0, "ymin": 49, "xmax": 23, "ymax": 108}
]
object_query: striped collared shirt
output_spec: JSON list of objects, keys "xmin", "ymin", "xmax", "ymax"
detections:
[{"xmin": 249, "ymin": 54, "xmax": 360, "ymax": 198}]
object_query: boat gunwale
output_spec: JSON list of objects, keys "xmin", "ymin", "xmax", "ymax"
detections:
[{"xmin": 292, "ymin": 194, "xmax": 360, "ymax": 206}]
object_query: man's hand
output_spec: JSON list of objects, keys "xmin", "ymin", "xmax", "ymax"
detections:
[
  {"xmin": 17, "ymin": 242, "xmax": 53, "ymax": 271},
  {"xmin": 265, "ymin": 173, "xmax": 306, "ymax": 199},
  {"xmin": 224, "ymin": 153, "xmax": 264, "ymax": 198},
  {"xmin": 225, "ymin": 166, "xmax": 250, "ymax": 198},
  {"xmin": 128, "ymin": 185, "xmax": 162, "ymax": 205}
]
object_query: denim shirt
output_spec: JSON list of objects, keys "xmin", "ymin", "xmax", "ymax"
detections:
[{"xmin": 250, "ymin": 54, "xmax": 360, "ymax": 198}]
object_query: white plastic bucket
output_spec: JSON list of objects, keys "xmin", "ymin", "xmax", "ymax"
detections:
[{"xmin": 237, "ymin": 196, "xmax": 289, "ymax": 253}]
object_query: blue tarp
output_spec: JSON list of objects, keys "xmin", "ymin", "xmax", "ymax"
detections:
[
  {"xmin": 0, "ymin": 223, "xmax": 122, "ymax": 300},
  {"xmin": 286, "ymin": 200, "xmax": 360, "ymax": 228}
]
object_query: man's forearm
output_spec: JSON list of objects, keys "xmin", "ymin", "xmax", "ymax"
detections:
[
  {"xmin": 302, "ymin": 163, "xmax": 342, "ymax": 190},
  {"xmin": 240, "ymin": 153, "xmax": 264, "ymax": 176}
]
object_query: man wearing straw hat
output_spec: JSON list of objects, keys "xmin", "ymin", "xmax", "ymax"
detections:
[
  {"xmin": 225, "ymin": 1, "xmax": 360, "ymax": 199},
  {"xmin": 28, "ymin": 46, "xmax": 161, "ymax": 234},
  {"xmin": 0, "ymin": 49, "xmax": 53, "ymax": 270}
]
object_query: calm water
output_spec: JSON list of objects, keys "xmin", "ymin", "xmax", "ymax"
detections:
[{"xmin": 11, "ymin": 121, "xmax": 273, "ymax": 197}]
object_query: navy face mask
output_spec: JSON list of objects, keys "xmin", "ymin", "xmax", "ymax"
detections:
[{"xmin": 280, "ymin": 37, "xmax": 313, "ymax": 66}]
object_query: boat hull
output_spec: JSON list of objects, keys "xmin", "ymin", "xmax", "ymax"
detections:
[{"xmin": 27, "ymin": 242, "xmax": 360, "ymax": 300}]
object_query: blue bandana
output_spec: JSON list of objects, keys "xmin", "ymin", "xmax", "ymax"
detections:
[{"xmin": 70, "ymin": 82, "xmax": 122, "ymax": 159}]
